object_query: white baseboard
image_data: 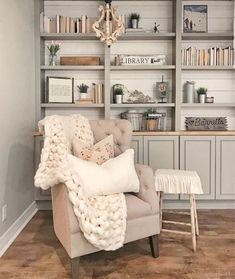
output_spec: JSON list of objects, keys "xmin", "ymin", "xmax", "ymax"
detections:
[{"xmin": 0, "ymin": 201, "xmax": 38, "ymax": 257}]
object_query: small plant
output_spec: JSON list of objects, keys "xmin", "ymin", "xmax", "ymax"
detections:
[
  {"xmin": 114, "ymin": 87, "xmax": 123, "ymax": 95},
  {"xmin": 130, "ymin": 13, "xmax": 140, "ymax": 21},
  {"xmin": 77, "ymin": 83, "xmax": 89, "ymax": 93},
  {"xmin": 47, "ymin": 41, "xmax": 61, "ymax": 56},
  {"xmin": 197, "ymin": 87, "xmax": 207, "ymax": 95}
]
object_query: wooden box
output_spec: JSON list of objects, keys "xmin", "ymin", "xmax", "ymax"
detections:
[{"xmin": 60, "ymin": 56, "xmax": 100, "ymax": 66}]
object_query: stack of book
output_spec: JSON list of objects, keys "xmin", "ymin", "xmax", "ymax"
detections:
[
  {"xmin": 93, "ymin": 83, "xmax": 104, "ymax": 104},
  {"xmin": 181, "ymin": 46, "xmax": 234, "ymax": 66},
  {"xmin": 41, "ymin": 13, "xmax": 95, "ymax": 34}
]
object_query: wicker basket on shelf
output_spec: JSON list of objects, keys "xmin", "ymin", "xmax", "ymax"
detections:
[{"xmin": 120, "ymin": 110, "xmax": 143, "ymax": 131}]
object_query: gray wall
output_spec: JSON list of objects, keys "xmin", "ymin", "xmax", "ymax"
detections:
[{"xmin": 0, "ymin": 0, "xmax": 35, "ymax": 236}]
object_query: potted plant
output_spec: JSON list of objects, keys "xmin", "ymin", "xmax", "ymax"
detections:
[
  {"xmin": 197, "ymin": 87, "xmax": 207, "ymax": 103},
  {"xmin": 130, "ymin": 13, "xmax": 140, "ymax": 29},
  {"xmin": 78, "ymin": 83, "xmax": 89, "ymax": 99},
  {"xmin": 47, "ymin": 41, "xmax": 61, "ymax": 66},
  {"xmin": 114, "ymin": 87, "xmax": 123, "ymax": 104}
]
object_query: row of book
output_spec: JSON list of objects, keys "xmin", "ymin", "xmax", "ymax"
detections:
[
  {"xmin": 41, "ymin": 13, "xmax": 95, "ymax": 34},
  {"xmin": 41, "ymin": 13, "xmax": 126, "ymax": 34},
  {"xmin": 76, "ymin": 83, "xmax": 104, "ymax": 105},
  {"xmin": 181, "ymin": 47, "xmax": 234, "ymax": 66}
]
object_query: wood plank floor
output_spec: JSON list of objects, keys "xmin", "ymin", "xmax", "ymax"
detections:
[{"xmin": 0, "ymin": 210, "xmax": 234, "ymax": 279}]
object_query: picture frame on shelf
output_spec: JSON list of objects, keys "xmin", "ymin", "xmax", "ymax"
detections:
[
  {"xmin": 47, "ymin": 77, "xmax": 74, "ymax": 103},
  {"xmin": 183, "ymin": 5, "xmax": 208, "ymax": 33}
]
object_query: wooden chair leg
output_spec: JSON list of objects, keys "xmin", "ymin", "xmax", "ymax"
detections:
[
  {"xmin": 149, "ymin": 235, "xmax": 160, "ymax": 258},
  {"xmin": 193, "ymin": 195, "xmax": 199, "ymax": 236},
  {"xmin": 71, "ymin": 257, "xmax": 80, "ymax": 279},
  {"xmin": 190, "ymin": 195, "xmax": 196, "ymax": 252},
  {"xmin": 159, "ymin": 192, "xmax": 163, "ymax": 230}
]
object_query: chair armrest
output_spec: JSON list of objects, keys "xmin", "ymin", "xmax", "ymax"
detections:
[{"xmin": 135, "ymin": 164, "xmax": 159, "ymax": 214}]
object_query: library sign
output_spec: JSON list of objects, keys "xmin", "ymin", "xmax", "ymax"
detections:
[
  {"xmin": 119, "ymin": 55, "xmax": 166, "ymax": 65},
  {"xmin": 185, "ymin": 117, "xmax": 228, "ymax": 131}
]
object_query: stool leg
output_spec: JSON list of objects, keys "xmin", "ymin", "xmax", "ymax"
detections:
[
  {"xmin": 159, "ymin": 192, "xmax": 163, "ymax": 230},
  {"xmin": 193, "ymin": 195, "xmax": 199, "ymax": 236},
  {"xmin": 190, "ymin": 194, "xmax": 196, "ymax": 252}
]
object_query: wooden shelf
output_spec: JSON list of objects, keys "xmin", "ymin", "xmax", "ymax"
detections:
[
  {"xmin": 40, "ymin": 65, "xmax": 104, "ymax": 70},
  {"xmin": 111, "ymin": 103, "xmax": 175, "ymax": 108},
  {"xmin": 182, "ymin": 32, "xmax": 234, "ymax": 40},
  {"xmin": 182, "ymin": 103, "xmax": 235, "ymax": 108},
  {"xmin": 111, "ymin": 65, "xmax": 176, "ymax": 71},
  {"xmin": 41, "ymin": 103, "xmax": 104, "ymax": 108},
  {"xmin": 182, "ymin": 66, "xmax": 234, "ymax": 71}
]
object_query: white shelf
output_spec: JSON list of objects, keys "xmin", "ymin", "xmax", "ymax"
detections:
[
  {"xmin": 111, "ymin": 65, "xmax": 176, "ymax": 71},
  {"xmin": 121, "ymin": 32, "xmax": 176, "ymax": 40},
  {"xmin": 40, "ymin": 33, "xmax": 98, "ymax": 40},
  {"xmin": 182, "ymin": 32, "xmax": 234, "ymax": 41},
  {"xmin": 40, "ymin": 32, "xmax": 176, "ymax": 41},
  {"xmin": 40, "ymin": 65, "xmax": 104, "ymax": 70},
  {"xmin": 182, "ymin": 66, "xmax": 234, "ymax": 71},
  {"xmin": 111, "ymin": 103, "xmax": 175, "ymax": 108},
  {"xmin": 182, "ymin": 103, "xmax": 235, "ymax": 108},
  {"xmin": 41, "ymin": 103, "xmax": 104, "ymax": 108}
]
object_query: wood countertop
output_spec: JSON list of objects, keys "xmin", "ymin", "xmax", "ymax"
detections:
[{"xmin": 33, "ymin": 130, "xmax": 235, "ymax": 137}]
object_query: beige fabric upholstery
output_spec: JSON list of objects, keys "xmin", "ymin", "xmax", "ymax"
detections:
[
  {"xmin": 51, "ymin": 119, "xmax": 160, "ymax": 259},
  {"xmin": 90, "ymin": 120, "xmax": 132, "ymax": 156}
]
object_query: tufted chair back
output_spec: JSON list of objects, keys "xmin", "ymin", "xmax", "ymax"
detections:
[{"xmin": 89, "ymin": 119, "xmax": 132, "ymax": 156}]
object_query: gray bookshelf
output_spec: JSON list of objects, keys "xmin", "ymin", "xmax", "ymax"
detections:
[{"xmin": 35, "ymin": 0, "xmax": 235, "ymax": 132}]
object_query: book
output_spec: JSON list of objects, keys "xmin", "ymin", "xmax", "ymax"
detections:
[
  {"xmin": 49, "ymin": 18, "xmax": 57, "ymax": 33},
  {"xmin": 81, "ymin": 15, "xmax": 86, "ymax": 33}
]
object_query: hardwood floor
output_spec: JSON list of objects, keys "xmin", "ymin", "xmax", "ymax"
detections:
[{"xmin": 0, "ymin": 210, "xmax": 234, "ymax": 279}]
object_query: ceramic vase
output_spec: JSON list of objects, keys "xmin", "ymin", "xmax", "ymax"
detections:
[
  {"xmin": 131, "ymin": 19, "xmax": 138, "ymax": 29},
  {"xmin": 115, "ymin": 95, "xmax": 123, "ymax": 104},
  {"xmin": 185, "ymin": 81, "xmax": 195, "ymax": 103},
  {"xmin": 199, "ymin": 94, "xmax": 206, "ymax": 103},
  {"xmin": 80, "ymin": 93, "xmax": 88, "ymax": 99}
]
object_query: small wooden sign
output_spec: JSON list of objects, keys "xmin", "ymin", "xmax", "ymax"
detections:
[
  {"xmin": 185, "ymin": 117, "xmax": 228, "ymax": 131},
  {"xmin": 60, "ymin": 56, "xmax": 100, "ymax": 66}
]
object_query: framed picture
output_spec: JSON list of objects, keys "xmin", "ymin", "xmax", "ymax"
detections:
[
  {"xmin": 47, "ymin": 77, "xmax": 74, "ymax": 103},
  {"xmin": 183, "ymin": 5, "xmax": 208, "ymax": 33}
]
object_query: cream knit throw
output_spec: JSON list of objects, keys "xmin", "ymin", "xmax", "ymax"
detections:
[{"xmin": 34, "ymin": 114, "xmax": 127, "ymax": 251}]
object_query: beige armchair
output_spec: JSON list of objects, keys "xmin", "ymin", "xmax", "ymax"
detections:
[{"xmin": 51, "ymin": 120, "xmax": 160, "ymax": 279}]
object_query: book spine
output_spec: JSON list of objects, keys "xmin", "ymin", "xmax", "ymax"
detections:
[
  {"xmin": 40, "ymin": 12, "xmax": 44, "ymax": 33},
  {"xmin": 56, "ymin": 15, "xmax": 60, "ymax": 33},
  {"xmin": 81, "ymin": 15, "xmax": 86, "ymax": 33},
  {"xmin": 86, "ymin": 17, "xmax": 90, "ymax": 33}
]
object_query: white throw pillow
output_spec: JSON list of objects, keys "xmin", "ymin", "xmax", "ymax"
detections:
[{"xmin": 67, "ymin": 149, "xmax": 139, "ymax": 198}]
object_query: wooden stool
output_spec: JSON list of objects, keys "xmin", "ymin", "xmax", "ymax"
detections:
[{"xmin": 155, "ymin": 169, "xmax": 203, "ymax": 252}]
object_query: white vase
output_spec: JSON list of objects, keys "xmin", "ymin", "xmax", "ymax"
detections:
[
  {"xmin": 199, "ymin": 94, "xmax": 206, "ymax": 103},
  {"xmin": 115, "ymin": 95, "xmax": 123, "ymax": 104},
  {"xmin": 131, "ymin": 19, "xmax": 138, "ymax": 29},
  {"xmin": 80, "ymin": 92, "xmax": 88, "ymax": 99},
  {"xmin": 185, "ymin": 81, "xmax": 195, "ymax": 103}
]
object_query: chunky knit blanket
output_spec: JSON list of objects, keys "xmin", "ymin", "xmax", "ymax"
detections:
[{"xmin": 34, "ymin": 114, "xmax": 127, "ymax": 251}]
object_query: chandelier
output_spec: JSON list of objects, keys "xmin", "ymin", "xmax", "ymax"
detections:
[{"xmin": 92, "ymin": 0, "xmax": 124, "ymax": 46}]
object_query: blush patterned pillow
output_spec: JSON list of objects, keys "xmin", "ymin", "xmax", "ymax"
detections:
[{"xmin": 72, "ymin": 135, "xmax": 114, "ymax": 165}]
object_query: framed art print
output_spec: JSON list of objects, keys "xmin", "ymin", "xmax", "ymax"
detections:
[
  {"xmin": 47, "ymin": 77, "xmax": 74, "ymax": 103},
  {"xmin": 183, "ymin": 5, "xmax": 208, "ymax": 33}
]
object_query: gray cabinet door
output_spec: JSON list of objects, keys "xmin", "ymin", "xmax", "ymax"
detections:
[
  {"xmin": 144, "ymin": 136, "xmax": 179, "ymax": 200},
  {"xmin": 216, "ymin": 136, "xmax": 235, "ymax": 200},
  {"xmin": 131, "ymin": 136, "xmax": 144, "ymax": 164},
  {"xmin": 180, "ymin": 136, "xmax": 216, "ymax": 200},
  {"xmin": 34, "ymin": 137, "xmax": 51, "ymax": 200}
]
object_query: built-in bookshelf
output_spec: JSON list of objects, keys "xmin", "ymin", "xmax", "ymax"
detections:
[{"xmin": 35, "ymin": 0, "xmax": 235, "ymax": 131}]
